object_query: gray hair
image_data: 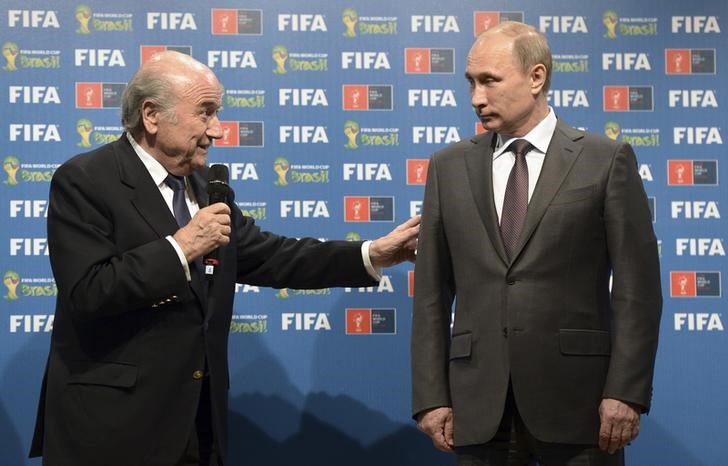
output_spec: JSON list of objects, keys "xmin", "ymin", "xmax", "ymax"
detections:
[{"xmin": 120, "ymin": 68, "xmax": 178, "ymax": 134}]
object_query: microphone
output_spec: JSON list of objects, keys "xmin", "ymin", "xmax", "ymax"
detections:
[{"xmin": 203, "ymin": 164, "xmax": 230, "ymax": 278}]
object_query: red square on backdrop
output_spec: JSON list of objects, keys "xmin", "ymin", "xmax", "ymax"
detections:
[
  {"xmin": 603, "ymin": 86, "xmax": 629, "ymax": 111},
  {"xmin": 405, "ymin": 48, "xmax": 431, "ymax": 74},
  {"xmin": 214, "ymin": 122, "xmax": 239, "ymax": 147},
  {"xmin": 343, "ymin": 85, "xmax": 369, "ymax": 110},
  {"xmin": 75, "ymin": 82, "xmax": 102, "ymax": 108},
  {"xmin": 666, "ymin": 49, "xmax": 691, "ymax": 75},
  {"xmin": 212, "ymin": 9, "xmax": 238, "ymax": 35},
  {"xmin": 346, "ymin": 308, "xmax": 372, "ymax": 334},
  {"xmin": 670, "ymin": 271, "xmax": 696, "ymax": 297},
  {"xmin": 344, "ymin": 196, "xmax": 370, "ymax": 222},
  {"xmin": 406, "ymin": 159, "xmax": 429, "ymax": 185},
  {"xmin": 474, "ymin": 12, "xmax": 500, "ymax": 36},
  {"xmin": 667, "ymin": 160, "xmax": 694, "ymax": 185}
]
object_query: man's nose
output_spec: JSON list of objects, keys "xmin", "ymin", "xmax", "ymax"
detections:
[{"xmin": 207, "ymin": 115, "xmax": 223, "ymax": 139}]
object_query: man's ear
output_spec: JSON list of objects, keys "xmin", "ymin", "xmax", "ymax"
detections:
[
  {"xmin": 141, "ymin": 100, "xmax": 160, "ymax": 135},
  {"xmin": 530, "ymin": 64, "xmax": 547, "ymax": 96}
]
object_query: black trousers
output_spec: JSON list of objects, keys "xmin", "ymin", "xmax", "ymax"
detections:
[
  {"xmin": 176, "ymin": 376, "xmax": 219, "ymax": 466},
  {"xmin": 456, "ymin": 387, "xmax": 625, "ymax": 466}
]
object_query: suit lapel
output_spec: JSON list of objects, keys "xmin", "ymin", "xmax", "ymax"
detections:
[
  {"xmin": 464, "ymin": 133, "xmax": 510, "ymax": 263},
  {"xmin": 115, "ymin": 135, "xmax": 180, "ymax": 238},
  {"xmin": 510, "ymin": 121, "xmax": 585, "ymax": 262}
]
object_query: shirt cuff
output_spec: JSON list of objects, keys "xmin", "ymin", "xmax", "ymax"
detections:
[
  {"xmin": 361, "ymin": 240, "xmax": 382, "ymax": 281},
  {"xmin": 166, "ymin": 235, "xmax": 191, "ymax": 281}
]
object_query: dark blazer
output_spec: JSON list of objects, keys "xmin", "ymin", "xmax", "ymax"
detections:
[
  {"xmin": 30, "ymin": 135, "xmax": 376, "ymax": 466},
  {"xmin": 411, "ymin": 120, "xmax": 662, "ymax": 446}
]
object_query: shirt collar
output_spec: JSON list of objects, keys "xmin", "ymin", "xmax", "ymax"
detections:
[
  {"xmin": 126, "ymin": 132, "xmax": 177, "ymax": 188},
  {"xmin": 493, "ymin": 107, "xmax": 557, "ymax": 159}
]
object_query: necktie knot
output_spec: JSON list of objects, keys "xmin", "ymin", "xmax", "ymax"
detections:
[
  {"xmin": 165, "ymin": 174, "xmax": 186, "ymax": 192},
  {"xmin": 509, "ymin": 139, "xmax": 533, "ymax": 158}
]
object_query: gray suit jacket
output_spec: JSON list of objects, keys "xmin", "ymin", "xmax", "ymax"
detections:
[{"xmin": 411, "ymin": 120, "xmax": 662, "ymax": 446}]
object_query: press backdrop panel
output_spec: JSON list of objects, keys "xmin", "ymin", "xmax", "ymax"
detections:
[{"xmin": 1, "ymin": 0, "xmax": 725, "ymax": 464}]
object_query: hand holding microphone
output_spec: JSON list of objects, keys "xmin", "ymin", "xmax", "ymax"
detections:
[{"xmin": 172, "ymin": 165, "xmax": 231, "ymax": 273}]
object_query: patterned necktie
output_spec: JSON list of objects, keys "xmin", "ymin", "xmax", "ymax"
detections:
[
  {"xmin": 500, "ymin": 139, "xmax": 533, "ymax": 260},
  {"xmin": 164, "ymin": 174, "xmax": 192, "ymax": 227}
]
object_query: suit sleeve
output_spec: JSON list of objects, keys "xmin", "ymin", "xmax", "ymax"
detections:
[
  {"xmin": 229, "ymin": 206, "xmax": 376, "ymax": 290},
  {"xmin": 47, "ymin": 162, "xmax": 188, "ymax": 318},
  {"xmin": 602, "ymin": 143, "xmax": 663, "ymax": 412},
  {"xmin": 411, "ymin": 154, "xmax": 455, "ymax": 417}
]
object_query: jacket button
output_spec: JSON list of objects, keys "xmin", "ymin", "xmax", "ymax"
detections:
[{"xmin": 192, "ymin": 370, "xmax": 204, "ymax": 380}]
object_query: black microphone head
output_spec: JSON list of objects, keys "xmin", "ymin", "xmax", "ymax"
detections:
[{"xmin": 207, "ymin": 164, "xmax": 229, "ymax": 200}]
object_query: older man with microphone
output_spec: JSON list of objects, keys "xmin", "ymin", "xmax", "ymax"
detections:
[{"xmin": 30, "ymin": 51, "xmax": 420, "ymax": 466}]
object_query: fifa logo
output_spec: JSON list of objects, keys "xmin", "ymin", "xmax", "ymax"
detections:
[
  {"xmin": 342, "ymin": 8, "xmax": 358, "ymax": 37},
  {"xmin": 604, "ymin": 121, "xmax": 621, "ymax": 141},
  {"xmin": 77, "ymin": 118, "xmax": 93, "ymax": 148},
  {"xmin": 2, "ymin": 41, "xmax": 19, "ymax": 71},
  {"xmin": 4, "ymin": 271, "xmax": 20, "ymax": 300},
  {"xmin": 273, "ymin": 157, "xmax": 290, "ymax": 186},
  {"xmin": 272, "ymin": 45, "xmax": 288, "ymax": 74},
  {"xmin": 76, "ymin": 4, "xmax": 92, "ymax": 35},
  {"xmin": 3, "ymin": 156, "xmax": 20, "ymax": 185},
  {"xmin": 344, "ymin": 120, "xmax": 360, "ymax": 149},
  {"xmin": 603, "ymin": 10, "xmax": 618, "ymax": 39}
]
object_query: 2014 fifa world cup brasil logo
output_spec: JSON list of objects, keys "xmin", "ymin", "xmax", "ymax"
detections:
[
  {"xmin": 273, "ymin": 157, "xmax": 290, "ymax": 186},
  {"xmin": 344, "ymin": 120, "xmax": 360, "ymax": 149},
  {"xmin": 3, "ymin": 156, "xmax": 20, "ymax": 185},
  {"xmin": 342, "ymin": 8, "xmax": 358, "ymax": 38},
  {"xmin": 77, "ymin": 118, "xmax": 93, "ymax": 148},
  {"xmin": 345, "ymin": 232, "xmax": 361, "ymax": 242},
  {"xmin": 603, "ymin": 10, "xmax": 619, "ymax": 39},
  {"xmin": 2, "ymin": 42, "xmax": 19, "ymax": 72},
  {"xmin": 604, "ymin": 121, "xmax": 621, "ymax": 141},
  {"xmin": 272, "ymin": 45, "xmax": 289, "ymax": 74},
  {"xmin": 76, "ymin": 4, "xmax": 92, "ymax": 35},
  {"xmin": 4, "ymin": 271, "xmax": 20, "ymax": 300}
]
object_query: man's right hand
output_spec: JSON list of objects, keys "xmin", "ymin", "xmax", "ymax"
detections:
[
  {"xmin": 416, "ymin": 407, "xmax": 454, "ymax": 453},
  {"xmin": 173, "ymin": 202, "xmax": 231, "ymax": 263}
]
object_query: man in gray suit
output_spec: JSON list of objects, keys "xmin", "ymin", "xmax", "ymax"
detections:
[{"xmin": 411, "ymin": 22, "xmax": 661, "ymax": 465}]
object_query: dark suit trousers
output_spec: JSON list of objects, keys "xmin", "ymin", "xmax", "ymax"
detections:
[
  {"xmin": 456, "ymin": 386, "xmax": 625, "ymax": 466},
  {"xmin": 176, "ymin": 376, "xmax": 219, "ymax": 466}
]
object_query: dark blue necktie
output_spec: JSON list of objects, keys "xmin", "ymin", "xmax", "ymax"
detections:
[
  {"xmin": 500, "ymin": 139, "xmax": 533, "ymax": 260},
  {"xmin": 164, "ymin": 174, "xmax": 192, "ymax": 227}
]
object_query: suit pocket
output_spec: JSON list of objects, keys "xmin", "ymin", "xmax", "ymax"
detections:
[
  {"xmin": 550, "ymin": 185, "xmax": 596, "ymax": 205},
  {"xmin": 559, "ymin": 329, "xmax": 611, "ymax": 356},
  {"xmin": 449, "ymin": 333, "xmax": 472, "ymax": 360},
  {"xmin": 67, "ymin": 361, "xmax": 138, "ymax": 388}
]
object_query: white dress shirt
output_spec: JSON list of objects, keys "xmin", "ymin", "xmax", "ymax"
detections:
[{"xmin": 492, "ymin": 108, "xmax": 557, "ymax": 223}]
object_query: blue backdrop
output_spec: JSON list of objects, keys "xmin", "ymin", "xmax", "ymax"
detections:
[{"xmin": 1, "ymin": 0, "xmax": 726, "ymax": 464}]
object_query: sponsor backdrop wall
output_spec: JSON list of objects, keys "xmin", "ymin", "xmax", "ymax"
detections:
[{"xmin": 1, "ymin": 0, "xmax": 725, "ymax": 464}]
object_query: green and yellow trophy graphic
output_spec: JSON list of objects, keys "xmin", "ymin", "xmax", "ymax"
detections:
[
  {"xmin": 604, "ymin": 121, "xmax": 621, "ymax": 141},
  {"xmin": 603, "ymin": 10, "xmax": 619, "ymax": 39},
  {"xmin": 273, "ymin": 157, "xmax": 290, "ymax": 186},
  {"xmin": 4, "ymin": 271, "xmax": 20, "ymax": 300},
  {"xmin": 77, "ymin": 118, "xmax": 93, "ymax": 148},
  {"xmin": 3, "ymin": 155, "xmax": 20, "ymax": 186},
  {"xmin": 76, "ymin": 5, "xmax": 92, "ymax": 35},
  {"xmin": 275, "ymin": 288, "xmax": 289, "ymax": 299},
  {"xmin": 272, "ymin": 45, "xmax": 288, "ymax": 74},
  {"xmin": 2, "ymin": 42, "xmax": 19, "ymax": 72},
  {"xmin": 344, "ymin": 120, "xmax": 360, "ymax": 149},
  {"xmin": 345, "ymin": 232, "xmax": 361, "ymax": 242},
  {"xmin": 342, "ymin": 8, "xmax": 358, "ymax": 38}
]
